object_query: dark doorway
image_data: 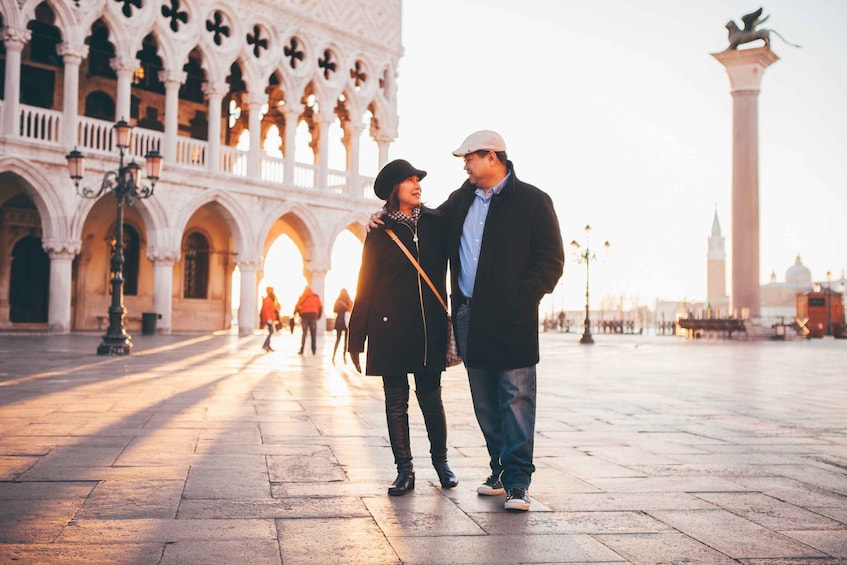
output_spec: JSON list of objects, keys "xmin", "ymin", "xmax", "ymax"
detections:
[{"xmin": 9, "ymin": 236, "xmax": 49, "ymax": 322}]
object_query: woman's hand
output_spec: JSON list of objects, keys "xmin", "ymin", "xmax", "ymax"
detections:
[{"xmin": 349, "ymin": 351, "xmax": 362, "ymax": 373}]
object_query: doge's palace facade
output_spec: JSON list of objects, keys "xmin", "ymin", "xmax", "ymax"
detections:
[{"xmin": 0, "ymin": 0, "xmax": 401, "ymax": 335}]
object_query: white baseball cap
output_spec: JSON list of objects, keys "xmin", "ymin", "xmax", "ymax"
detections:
[{"xmin": 451, "ymin": 130, "xmax": 507, "ymax": 156}]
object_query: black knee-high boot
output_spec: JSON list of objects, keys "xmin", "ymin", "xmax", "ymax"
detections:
[
  {"xmin": 384, "ymin": 386, "xmax": 415, "ymax": 496},
  {"xmin": 416, "ymin": 387, "xmax": 458, "ymax": 489}
]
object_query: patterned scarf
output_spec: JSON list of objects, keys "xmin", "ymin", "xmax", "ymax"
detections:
[{"xmin": 383, "ymin": 206, "xmax": 420, "ymax": 229}]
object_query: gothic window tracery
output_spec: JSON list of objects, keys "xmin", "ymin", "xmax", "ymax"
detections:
[
  {"xmin": 318, "ymin": 50, "xmax": 336, "ymax": 80},
  {"xmin": 115, "ymin": 0, "xmax": 142, "ymax": 19},
  {"xmin": 350, "ymin": 60, "xmax": 366, "ymax": 89},
  {"xmin": 206, "ymin": 11, "xmax": 230, "ymax": 46},
  {"xmin": 246, "ymin": 25, "xmax": 268, "ymax": 59},
  {"xmin": 161, "ymin": 0, "xmax": 188, "ymax": 33},
  {"xmin": 284, "ymin": 37, "xmax": 304, "ymax": 69}
]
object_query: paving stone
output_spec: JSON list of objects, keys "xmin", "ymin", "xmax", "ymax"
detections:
[
  {"xmin": 692, "ymin": 492, "xmax": 845, "ymax": 531},
  {"xmin": 278, "ymin": 517, "xmax": 399, "ymax": 564},
  {"xmin": 0, "ymin": 543, "xmax": 164, "ymax": 564},
  {"xmin": 73, "ymin": 480, "xmax": 185, "ymax": 519},
  {"xmin": 160, "ymin": 540, "xmax": 282, "ymax": 565},
  {"xmin": 57, "ymin": 518, "xmax": 277, "ymax": 543},
  {"xmin": 177, "ymin": 496, "xmax": 370, "ymax": 519},
  {"xmin": 648, "ymin": 509, "xmax": 829, "ymax": 559},
  {"xmin": 779, "ymin": 529, "xmax": 847, "ymax": 558},
  {"xmin": 594, "ymin": 532, "xmax": 738, "ymax": 564}
]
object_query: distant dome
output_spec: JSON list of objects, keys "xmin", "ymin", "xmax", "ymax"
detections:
[{"xmin": 785, "ymin": 256, "xmax": 811, "ymax": 285}]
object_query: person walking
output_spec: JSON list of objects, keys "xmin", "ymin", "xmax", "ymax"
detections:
[
  {"xmin": 294, "ymin": 285, "xmax": 322, "ymax": 355},
  {"xmin": 444, "ymin": 130, "xmax": 564, "ymax": 511},
  {"xmin": 260, "ymin": 286, "xmax": 280, "ymax": 352},
  {"xmin": 348, "ymin": 159, "xmax": 458, "ymax": 496},
  {"xmin": 331, "ymin": 288, "xmax": 354, "ymax": 364}
]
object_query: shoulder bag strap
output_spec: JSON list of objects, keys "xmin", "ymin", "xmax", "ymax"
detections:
[{"xmin": 384, "ymin": 228, "xmax": 448, "ymax": 312}]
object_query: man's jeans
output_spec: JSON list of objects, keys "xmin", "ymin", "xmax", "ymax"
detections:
[
  {"xmin": 456, "ymin": 303, "xmax": 537, "ymax": 489},
  {"xmin": 300, "ymin": 313, "xmax": 318, "ymax": 354}
]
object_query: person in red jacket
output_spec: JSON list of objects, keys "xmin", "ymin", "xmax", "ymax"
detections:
[
  {"xmin": 259, "ymin": 286, "xmax": 280, "ymax": 352},
  {"xmin": 294, "ymin": 285, "xmax": 322, "ymax": 355}
]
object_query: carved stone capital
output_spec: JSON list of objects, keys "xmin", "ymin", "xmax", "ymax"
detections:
[
  {"xmin": 2, "ymin": 27, "xmax": 31, "ymax": 48},
  {"xmin": 147, "ymin": 248, "xmax": 180, "ymax": 265},
  {"xmin": 110, "ymin": 55, "xmax": 138, "ymax": 74},
  {"xmin": 202, "ymin": 81, "xmax": 229, "ymax": 99},
  {"xmin": 236, "ymin": 260, "xmax": 262, "ymax": 272},
  {"xmin": 43, "ymin": 239, "xmax": 81, "ymax": 259},
  {"xmin": 57, "ymin": 42, "xmax": 89, "ymax": 63},
  {"xmin": 158, "ymin": 68, "xmax": 187, "ymax": 86}
]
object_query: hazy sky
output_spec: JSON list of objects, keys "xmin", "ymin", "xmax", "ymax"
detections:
[{"xmin": 388, "ymin": 0, "xmax": 847, "ymax": 312}]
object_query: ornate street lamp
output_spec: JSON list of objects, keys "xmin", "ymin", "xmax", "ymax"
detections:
[
  {"xmin": 66, "ymin": 119, "xmax": 163, "ymax": 355},
  {"xmin": 826, "ymin": 270, "xmax": 832, "ymax": 337},
  {"xmin": 570, "ymin": 225, "xmax": 610, "ymax": 345}
]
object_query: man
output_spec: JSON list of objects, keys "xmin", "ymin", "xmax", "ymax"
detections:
[
  {"xmin": 441, "ymin": 130, "xmax": 564, "ymax": 511},
  {"xmin": 294, "ymin": 285, "xmax": 322, "ymax": 355},
  {"xmin": 369, "ymin": 130, "xmax": 564, "ymax": 511}
]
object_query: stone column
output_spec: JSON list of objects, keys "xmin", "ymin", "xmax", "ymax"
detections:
[
  {"xmin": 246, "ymin": 94, "xmax": 267, "ymax": 179},
  {"xmin": 374, "ymin": 132, "xmax": 393, "ymax": 170},
  {"xmin": 160, "ymin": 69, "xmax": 187, "ymax": 164},
  {"xmin": 111, "ymin": 56, "xmax": 137, "ymax": 122},
  {"xmin": 712, "ymin": 47, "xmax": 778, "ymax": 318},
  {"xmin": 316, "ymin": 113, "xmax": 333, "ymax": 190},
  {"xmin": 2, "ymin": 28, "xmax": 30, "ymax": 136},
  {"xmin": 282, "ymin": 104, "xmax": 303, "ymax": 186},
  {"xmin": 204, "ymin": 82, "xmax": 227, "ymax": 174},
  {"xmin": 150, "ymin": 251, "xmax": 177, "ymax": 334},
  {"xmin": 343, "ymin": 119, "xmax": 363, "ymax": 196},
  {"xmin": 58, "ymin": 42, "xmax": 88, "ymax": 148},
  {"xmin": 237, "ymin": 260, "xmax": 261, "ymax": 336},
  {"xmin": 43, "ymin": 240, "xmax": 80, "ymax": 334}
]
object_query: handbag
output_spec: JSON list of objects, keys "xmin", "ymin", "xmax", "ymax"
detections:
[{"xmin": 385, "ymin": 229, "xmax": 462, "ymax": 367}]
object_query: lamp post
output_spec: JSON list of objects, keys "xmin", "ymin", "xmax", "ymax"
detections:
[
  {"xmin": 570, "ymin": 225, "xmax": 610, "ymax": 345},
  {"xmin": 826, "ymin": 270, "xmax": 832, "ymax": 337},
  {"xmin": 66, "ymin": 119, "xmax": 163, "ymax": 355}
]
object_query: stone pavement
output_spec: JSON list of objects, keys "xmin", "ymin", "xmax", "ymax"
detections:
[{"xmin": 0, "ymin": 329, "xmax": 845, "ymax": 564}]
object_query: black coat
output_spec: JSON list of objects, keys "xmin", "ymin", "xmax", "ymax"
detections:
[
  {"xmin": 348, "ymin": 208, "xmax": 448, "ymax": 376},
  {"xmin": 439, "ymin": 161, "xmax": 564, "ymax": 369}
]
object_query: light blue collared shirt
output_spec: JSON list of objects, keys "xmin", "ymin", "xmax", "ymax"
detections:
[{"xmin": 458, "ymin": 173, "xmax": 510, "ymax": 298}]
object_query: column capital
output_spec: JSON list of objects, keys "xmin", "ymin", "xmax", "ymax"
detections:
[
  {"xmin": 282, "ymin": 102, "xmax": 305, "ymax": 118},
  {"xmin": 57, "ymin": 42, "xmax": 89, "ymax": 63},
  {"xmin": 147, "ymin": 248, "xmax": 180, "ymax": 264},
  {"xmin": 203, "ymin": 81, "xmax": 229, "ymax": 99},
  {"xmin": 237, "ymin": 259, "xmax": 262, "ymax": 272},
  {"xmin": 110, "ymin": 55, "xmax": 137, "ymax": 74},
  {"xmin": 245, "ymin": 92, "xmax": 268, "ymax": 108},
  {"xmin": 711, "ymin": 46, "xmax": 779, "ymax": 92},
  {"xmin": 42, "ymin": 239, "xmax": 81, "ymax": 259},
  {"xmin": 158, "ymin": 68, "xmax": 187, "ymax": 86},
  {"xmin": 2, "ymin": 27, "xmax": 31, "ymax": 48}
]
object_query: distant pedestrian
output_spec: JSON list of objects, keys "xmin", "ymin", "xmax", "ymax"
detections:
[
  {"xmin": 294, "ymin": 285, "xmax": 322, "ymax": 355},
  {"xmin": 260, "ymin": 286, "xmax": 280, "ymax": 352},
  {"xmin": 332, "ymin": 288, "xmax": 353, "ymax": 364}
]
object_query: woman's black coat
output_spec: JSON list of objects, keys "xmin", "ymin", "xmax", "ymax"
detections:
[{"xmin": 348, "ymin": 208, "xmax": 448, "ymax": 376}]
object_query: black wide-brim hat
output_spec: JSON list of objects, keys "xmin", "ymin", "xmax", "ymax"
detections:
[{"xmin": 373, "ymin": 159, "xmax": 427, "ymax": 200}]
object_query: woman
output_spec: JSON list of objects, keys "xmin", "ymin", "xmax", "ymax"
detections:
[
  {"xmin": 332, "ymin": 288, "xmax": 354, "ymax": 364},
  {"xmin": 348, "ymin": 159, "xmax": 457, "ymax": 496},
  {"xmin": 260, "ymin": 286, "xmax": 280, "ymax": 352}
]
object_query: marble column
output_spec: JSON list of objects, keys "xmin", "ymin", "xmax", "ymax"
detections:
[
  {"xmin": 238, "ymin": 260, "xmax": 261, "ymax": 336},
  {"xmin": 374, "ymin": 133, "xmax": 393, "ymax": 170},
  {"xmin": 204, "ymin": 82, "xmax": 227, "ymax": 173},
  {"xmin": 712, "ymin": 47, "xmax": 778, "ymax": 318},
  {"xmin": 150, "ymin": 252, "xmax": 177, "ymax": 334},
  {"xmin": 44, "ymin": 240, "xmax": 80, "ymax": 334},
  {"xmin": 343, "ymin": 119, "xmax": 363, "ymax": 196},
  {"xmin": 58, "ymin": 42, "xmax": 88, "ymax": 148},
  {"xmin": 282, "ymin": 104, "xmax": 303, "ymax": 186},
  {"xmin": 160, "ymin": 69, "xmax": 186, "ymax": 163},
  {"xmin": 2, "ymin": 28, "xmax": 30, "ymax": 136},
  {"xmin": 246, "ymin": 94, "xmax": 267, "ymax": 179},
  {"xmin": 111, "ymin": 56, "xmax": 137, "ymax": 122},
  {"xmin": 316, "ymin": 114, "xmax": 333, "ymax": 190}
]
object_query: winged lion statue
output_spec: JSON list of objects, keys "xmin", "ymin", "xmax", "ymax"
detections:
[{"xmin": 725, "ymin": 7, "xmax": 801, "ymax": 50}]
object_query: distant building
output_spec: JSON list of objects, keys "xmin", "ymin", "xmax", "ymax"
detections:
[
  {"xmin": 760, "ymin": 256, "xmax": 814, "ymax": 318},
  {"xmin": 706, "ymin": 210, "xmax": 729, "ymax": 314}
]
